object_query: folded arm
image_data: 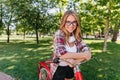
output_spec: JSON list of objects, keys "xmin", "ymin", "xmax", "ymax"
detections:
[{"xmin": 60, "ymin": 51, "xmax": 91, "ymax": 61}]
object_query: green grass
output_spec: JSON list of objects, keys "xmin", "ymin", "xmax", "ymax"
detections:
[
  {"xmin": 0, "ymin": 36, "xmax": 53, "ymax": 80},
  {"xmin": 0, "ymin": 36, "xmax": 120, "ymax": 80},
  {"xmin": 82, "ymin": 39, "xmax": 120, "ymax": 80}
]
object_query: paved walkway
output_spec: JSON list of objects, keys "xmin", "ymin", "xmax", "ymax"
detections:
[{"xmin": 0, "ymin": 72, "xmax": 14, "ymax": 80}]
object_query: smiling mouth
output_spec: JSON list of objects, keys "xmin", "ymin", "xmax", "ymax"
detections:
[{"xmin": 69, "ymin": 28, "xmax": 74, "ymax": 30}]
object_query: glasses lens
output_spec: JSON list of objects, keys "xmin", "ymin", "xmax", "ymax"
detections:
[
  {"xmin": 66, "ymin": 21, "xmax": 71, "ymax": 26},
  {"xmin": 72, "ymin": 21, "xmax": 77, "ymax": 26}
]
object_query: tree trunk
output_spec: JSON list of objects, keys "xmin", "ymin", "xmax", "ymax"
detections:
[
  {"xmin": 111, "ymin": 25, "xmax": 119, "ymax": 42},
  {"xmin": 102, "ymin": 18, "xmax": 109, "ymax": 52},
  {"xmin": 0, "ymin": 3, "xmax": 2, "ymax": 28},
  {"xmin": 7, "ymin": 26, "xmax": 10, "ymax": 43},
  {"xmin": 23, "ymin": 28, "xmax": 25, "ymax": 40},
  {"xmin": 35, "ymin": 12, "xmax": 39, "ymax": 44},
  {"xmin": 35, "ymin": 26, "xmax": 39, "ymax": 44},
  {"xmin": 6, "ymin": 15, "xmax": 12, "ymax": 43}
]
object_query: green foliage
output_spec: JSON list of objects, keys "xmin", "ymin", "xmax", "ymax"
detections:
[{"xmin": 0, "ymin": 0, "xmax": 120, "ymax": 42}]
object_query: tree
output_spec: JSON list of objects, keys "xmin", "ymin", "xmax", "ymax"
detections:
[
  {"xmin": 2, "ymin": 0, "xmax": 16, "ymax": 43},
  {"xmin": 0, "ymin": 1, "xmax": 4, "ymax": 35},
  {"xmin": 111, "ymin": 25, "xmax": 120, "ymax": 42},
  {"xmin": 110, "ymin": 0, "xmax": 120, "ymax": 42}
]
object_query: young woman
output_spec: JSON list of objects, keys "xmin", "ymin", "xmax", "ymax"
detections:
[{"xmin": 52, "ymin": 10, "xmax": 91, "ymax": 80}]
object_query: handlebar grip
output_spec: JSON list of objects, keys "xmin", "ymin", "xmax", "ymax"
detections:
[{"xmin": 53, "ymin": 58, "xmax": 60, "ymax": 63}]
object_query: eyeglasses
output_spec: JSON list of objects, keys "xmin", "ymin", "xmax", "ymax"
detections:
[{"xmin": 65, "ymin": 21, "xmax": 77, "ymax": 26}]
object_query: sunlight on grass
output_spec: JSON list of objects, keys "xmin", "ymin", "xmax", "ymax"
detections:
[
  {"xmin": 24, "ymin": 55, "xmax": 29, "ymax": 58},
  {"xmin": 7, "ymin": 66, "xmax": 15, "ymax": 70},
  {"xmin": 107, "ymin": 51, "xmax": 113, "ymax": 54},
  {"xmin": 97, "ymin": 74, "xmax": 103, "ymax": 78},
  {"xmin": 92, "ymin": 50, "xmax": 102, "ymax": 53},
  {"xmin": 84, "ymin": 39, "xmax": 103, "ymax": 43},
  {"xmin": 10, "ymin": 59, "xmax": 17, "ymax": 62},
  {"xmin": 0, "ymin": 56, "xmax": 15, "ymax": 60},
  {"xmin": 98, "ymin": 68, "xmax": 103, "ymax": 71},
  {"xmin": 25, "ymin": 48, "xmax": 33, "ymax": 51}
]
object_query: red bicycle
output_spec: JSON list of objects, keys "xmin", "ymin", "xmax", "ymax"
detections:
[{"xmin": 38, "ymin": 58, "xmax": 83, "ymax": 80}]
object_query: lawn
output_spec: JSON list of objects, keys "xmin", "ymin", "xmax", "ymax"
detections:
[{"xmin": 0, "ymin": 36, "xmax": 120, "ymax": 80}]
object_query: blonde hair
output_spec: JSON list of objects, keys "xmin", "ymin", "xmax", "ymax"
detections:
[{"xmin": 60, "ymin": 10, "xmax": 82, "ymax": 42}]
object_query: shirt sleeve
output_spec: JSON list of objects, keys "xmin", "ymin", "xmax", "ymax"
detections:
[
  {"xmin": 53, "ymin": 30, "xmax": 67, "ymax": 57},
  {"xmin": 78, "ymin": 40, "xmax": 91, "ymax": 52}
]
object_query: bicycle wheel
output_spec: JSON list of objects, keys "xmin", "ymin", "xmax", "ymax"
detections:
[{"xmin": 39, "ymin": 67, "xmax": 50, "ymax": 80}]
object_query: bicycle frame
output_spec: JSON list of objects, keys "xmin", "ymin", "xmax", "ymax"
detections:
[
  {"xmin": 75, "ymin": 72, "xmax": 83, "ymax": 80},
  {"xmin": 38, "ymin": 60, "xmax": 83, "ymax": 80}
]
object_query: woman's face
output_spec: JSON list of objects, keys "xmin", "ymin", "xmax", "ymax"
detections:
[{"xmin": 65, "ymin": 15, "xmax": 77, "ymax": 33}]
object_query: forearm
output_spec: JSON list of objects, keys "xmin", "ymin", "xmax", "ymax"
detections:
[
  {"xmin": 62, "ymin": 58, "xmax": 88, "ymax": 67},
  {"xmin": 60, "ymin": 51, "xmax": 91, "ymax": 61},
  {"xmin": 74, "ymin": 58, "xmax": 86, "ymax": 63}
]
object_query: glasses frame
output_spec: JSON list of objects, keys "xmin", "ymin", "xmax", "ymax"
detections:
[{"xmin": 65, "ymin": 21, "xmax": 78, "ymax": 27}]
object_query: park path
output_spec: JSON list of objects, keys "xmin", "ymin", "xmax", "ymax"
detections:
[{"xmin": 0, "ymin": 72, "xmax": 14, "ymax": 80}]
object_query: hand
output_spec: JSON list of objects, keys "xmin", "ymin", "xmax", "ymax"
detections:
[
  {"xmin": 65, "ymin": 59, "xmax": 75, "ymax": 67},
  {"xmin": 66, "ymin": 59, "xmax": 81, "ymax": 67}
]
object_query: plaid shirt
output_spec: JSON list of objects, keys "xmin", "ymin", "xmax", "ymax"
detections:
[{"xmin": 51, "ymin": 29, "xmax": 91, "ymax": 76}]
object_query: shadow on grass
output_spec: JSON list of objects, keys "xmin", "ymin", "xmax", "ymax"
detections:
[{"xmin": 0, "ymin": 38, "xmax": 53, "ymax": 80}]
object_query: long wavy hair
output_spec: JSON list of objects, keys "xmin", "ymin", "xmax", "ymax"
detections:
[{"xmin": 60, "ymin": 10, "xmax": 82, "ymax": 42}]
